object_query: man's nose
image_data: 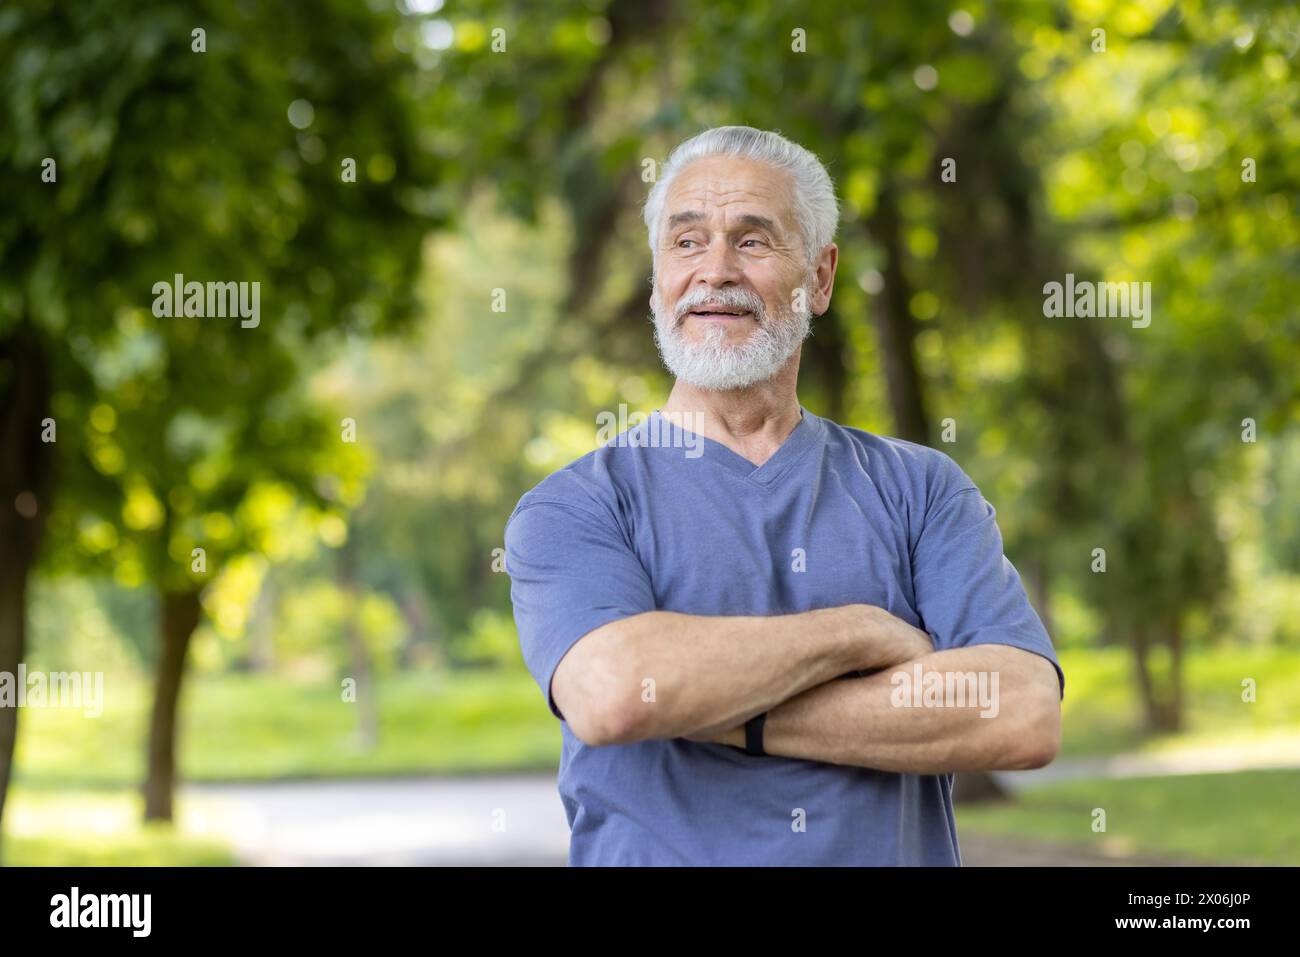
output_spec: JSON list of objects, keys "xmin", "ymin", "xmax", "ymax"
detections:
[{"xmin": 697, "ymin": 239, "xmax": 744, "ymax": 287}]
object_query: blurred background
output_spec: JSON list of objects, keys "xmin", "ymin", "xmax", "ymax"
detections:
[{"xmin": 1, "ymin": 0, "xmax": 1298, "ymax": 866}]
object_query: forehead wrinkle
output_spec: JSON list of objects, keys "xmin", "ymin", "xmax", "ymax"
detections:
[
  {"xmin": 665, "ymin": 180, "xmax": 794, "ymax": 239},
  {"xmin": 669, "ymin": 158, "xmax": 792, "ymax": 210},
  {"xmin": 672, "ymin": 177, "xmax": 784, "ymax": 208}
]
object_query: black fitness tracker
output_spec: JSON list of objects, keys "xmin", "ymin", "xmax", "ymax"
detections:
[{"xmin": 744, "ymin": 711, "xmax": 767, "ymax": 756}]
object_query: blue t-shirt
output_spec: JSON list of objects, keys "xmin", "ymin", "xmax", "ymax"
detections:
[{"xmin": 504, "ymin": 407, "xmax": 1064, "ymax": 866}]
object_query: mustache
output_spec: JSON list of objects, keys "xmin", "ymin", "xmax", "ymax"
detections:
[{"xmin": 671, "ymin": 287, "xmax": 767, "ymax": 323}]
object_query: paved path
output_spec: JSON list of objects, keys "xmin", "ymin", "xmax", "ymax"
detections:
[{"xmin": 187, "ymin": 774, "xmax": 571, "ymax": 866}]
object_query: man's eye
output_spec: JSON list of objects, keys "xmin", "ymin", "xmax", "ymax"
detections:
[
  {"xmin": 677, "ymin": 239, "xmax": 697, "ymax": 248},
  {"xmin": 741, "ymin": 238, "xmax": 767, "ymax": 248}
]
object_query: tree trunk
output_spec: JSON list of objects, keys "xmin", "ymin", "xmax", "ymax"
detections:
[
  {"xmin": 1165, "ymin": 617, "xmax": 1184, "ymax": 732},
  {"xmin": 1027, "ymin": 558, "xmax": 1054, "ymax": 638},
  {"xmin": 868, "ymin": 184, "xmax": 930, "ymax": 446},
  {"xmin": 1130, "ymin": 623, "xmax": 1163, "ymax": 732},
  {"xmin": 801, "ymin": 307, "xmax": 849, "ymax": 422},
  {"xmin": 244, "ymin": 574, "xmax": 276, "ymax": 673},
  {"xmin": 952, "ymin": 770, "xmax": 1011, "ymax": 803},
  {"xmin": 143, "ymin": 589, "xmax": 202, "ymax": 822},
  {"xmin": 397, "ymin": 587, "xmax": 436, "ymax": 668},
  {"xmin": 0, "ymin": 555, "xmax": 26, "ymax": 863},
  {"xmin": 338, "ymin": 533, "xmax": 378, "ymax": 749},
  {"xmin": 1139, "ymin": 617, "xmax": 1183, "ymax": 733},
  {"xmin": 0, "ymin": 325, "xmax": 53, "ymax": 859}
]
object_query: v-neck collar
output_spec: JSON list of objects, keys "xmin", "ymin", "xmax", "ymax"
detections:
[{"xmin": 647, "ymin": 405, "xmax": 824, "ymax": 487}]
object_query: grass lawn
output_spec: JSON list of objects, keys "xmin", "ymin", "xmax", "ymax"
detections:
[
  {"xmin": 3, "ymin": 788, "xmax": 237, "ymax": 866},
  {"xmin": 1055, "ymin": 644, "xmax": 1300, "ymax": 756},
  {"xmin": 956, "ymin": 768, "xmax": 1300, "ymax": 865},
  {"xmin": 14, "ymin": 668, "xmax": 559, "ymax": 791}
]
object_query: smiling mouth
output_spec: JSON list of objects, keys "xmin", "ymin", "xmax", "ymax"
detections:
[{"xmin": 688, "ymin": 307, "xmax": 754, "ymax": 319}]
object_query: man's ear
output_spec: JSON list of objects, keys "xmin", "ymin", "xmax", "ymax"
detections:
[{"xmin": 811, "ymin": 243, "xmax": 839, "ymax": 315}]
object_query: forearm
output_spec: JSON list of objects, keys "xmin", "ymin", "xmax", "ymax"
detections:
[
  {"xmin": 721, "ymin": 646, "xmax": 1062, "ymax": 773},
  {"xmin": 609, "ymin": 605, "xmax": 924, "ymax": 743}
]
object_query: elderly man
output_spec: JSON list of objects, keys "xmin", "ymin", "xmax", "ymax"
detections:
[{"xmin": 505, "ymin": 125, "xmax": 1064, "ymax": 866}]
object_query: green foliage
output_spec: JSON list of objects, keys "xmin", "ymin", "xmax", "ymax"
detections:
[
  {"xmin": 450, "ymin": 608, "xmax": 528, "ymax": 670},
  {"xmin": 271, "ymin": 577, "xmax": 404, "ymax": 677},
  {"xmin": 1, "ymin": 0, "xmax": 442, "ymax": 591}
]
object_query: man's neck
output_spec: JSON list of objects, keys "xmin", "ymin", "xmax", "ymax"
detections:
[{"xmin": 659, "ymin": 357, "xmax": 803, "ymax": 468}]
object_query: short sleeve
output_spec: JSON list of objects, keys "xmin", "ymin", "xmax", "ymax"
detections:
[
  {"xmin": 504, "ymin": 498, "xmax": 657, "ymax": 720},
  {"xmin": 910, "ymin": 481, "xmax": 1065, "ymax": 701}
]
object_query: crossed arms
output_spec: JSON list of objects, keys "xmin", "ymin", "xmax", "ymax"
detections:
[{"xmin": 550, "ymin": 605, "xmax": 1062, "ymax": 774}]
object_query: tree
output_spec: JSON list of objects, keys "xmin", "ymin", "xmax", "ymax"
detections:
[{"xmin": 0, "ymin": 0, "xmax": 440, "ymax": 841}]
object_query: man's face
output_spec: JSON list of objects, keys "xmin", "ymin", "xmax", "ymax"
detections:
[{"xmin": 649, "ymin": 154, "xmax": 835, "ymax": 391}]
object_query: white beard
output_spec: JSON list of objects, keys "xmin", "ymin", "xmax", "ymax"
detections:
[{"xmin": 651, "ymin": 275, "xmax": 813, "ymax": 392}]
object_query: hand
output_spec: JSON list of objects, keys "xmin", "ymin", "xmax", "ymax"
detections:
[
  {"xmin": 889, "ymin": 617, "xmax": 935, "ymax": 665},
  {"xmin": 850, "ymin": 605, "xmax": 934, "ymax": 669},
  {"xmin": 881, "ymin": 619, "xmax": 934, "ymax": 669}
]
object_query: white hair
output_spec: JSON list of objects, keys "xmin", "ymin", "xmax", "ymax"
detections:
[{"xmin": 643, "ymin": 126, "xmax": 840, "ymax": 264}]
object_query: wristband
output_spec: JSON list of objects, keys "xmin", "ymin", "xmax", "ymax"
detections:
[{"xmin": 744, "ymin": 712, "xmax": 767, "ymax": 756}]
